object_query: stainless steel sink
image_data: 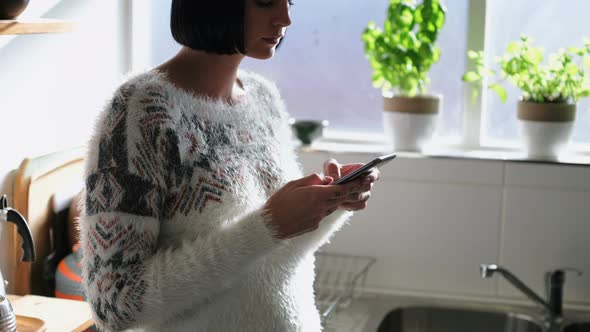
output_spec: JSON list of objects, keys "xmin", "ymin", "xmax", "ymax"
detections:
[
  {"xmin": 376, "ymin": 306, "xmax": 543, "ymax": 332},
  {"xmin": 564, "ymin": 322, "xmax": 590, "ymax": 332}
]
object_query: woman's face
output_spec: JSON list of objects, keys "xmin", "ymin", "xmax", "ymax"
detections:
[{"xmin": 244, "ymin": 0, "xmax": 292, "ymax": 59}]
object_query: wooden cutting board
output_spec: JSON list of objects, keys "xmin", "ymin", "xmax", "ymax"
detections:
[{"xmin": 16, "ymin": 315, "xmax": 47, "ymax": 332}]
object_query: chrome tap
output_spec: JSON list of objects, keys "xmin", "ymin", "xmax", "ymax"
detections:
[
  {"xmin": 480, "ymin": 264, "xmax": 582, "ymax": 331},
  {"xmin": 545, "ymin": 268, "xmax": 583, "ymax": 317}
]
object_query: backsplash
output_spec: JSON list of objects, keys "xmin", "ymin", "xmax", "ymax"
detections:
[{"xmin": 297, "ymin": 149, "xmax": 590, "ymax": 307}]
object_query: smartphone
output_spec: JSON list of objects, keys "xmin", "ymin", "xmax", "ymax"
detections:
[{"xmin": 332, "ymin": 153, "xmax": 397, "ymax": 185}]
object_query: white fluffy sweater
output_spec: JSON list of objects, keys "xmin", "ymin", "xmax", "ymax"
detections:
[{"xmin": 79, "ymin": 69, "xmax": 353, "ymax": 331}]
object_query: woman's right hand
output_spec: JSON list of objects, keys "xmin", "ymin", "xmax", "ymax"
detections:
[{"xmin": 263, "ymin": 173, "xmax": 358, "ymax": 239}]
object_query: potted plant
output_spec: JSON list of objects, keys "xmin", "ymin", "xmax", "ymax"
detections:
[
  {"xmin": 463, "ymin": 36, "xmax": 590, "ymax": 160},
  {"xmin": 362, "ymin": 0, "xmax": 446, "ymax": 152}
]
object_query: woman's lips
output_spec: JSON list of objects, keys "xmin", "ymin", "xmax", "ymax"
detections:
[{"xmin": 262, "ymin": 37, "xmax": 280, "ymax": 44}]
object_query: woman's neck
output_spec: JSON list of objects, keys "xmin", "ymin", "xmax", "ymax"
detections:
[{"xmin": 156, "ymin": 47, "xmax": 246, "ymax": 103}]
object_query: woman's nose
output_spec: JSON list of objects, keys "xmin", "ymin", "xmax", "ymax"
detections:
[{"xmin": 273, "ymin": 1, "xmax": 292, "ymax": 28}]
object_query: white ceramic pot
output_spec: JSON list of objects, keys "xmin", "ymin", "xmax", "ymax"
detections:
[
  {"xmin": 517, "ymin": 101, "xmax": 576, "ymax": 160},
  {"xmin": 382, "ymin": 95, "xmax": 440, "ymax": 152},
  {"xmin": 518, "ymin": 121, "xmax": 574, "ymax": 160}
]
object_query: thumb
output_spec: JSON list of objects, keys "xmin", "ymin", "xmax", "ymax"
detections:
[
  {"xmin": 293, "ymin": 173, "xmax": 333, "ymax": 187},
  {"xmin": 323, "ymin": 159, "xmax": 341, "ymax": 178}
]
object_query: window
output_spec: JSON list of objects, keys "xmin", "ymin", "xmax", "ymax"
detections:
[
  {"xmin": 482, "ymin": 0, "xmax": 590, "ymax": 149},
  {"xmin": 146, "ymin": 0, "xmax": 468, "ymax": 144},
  {"xmin": 141, "ymin": 0, "xmax": 590, "ymax": 152}
]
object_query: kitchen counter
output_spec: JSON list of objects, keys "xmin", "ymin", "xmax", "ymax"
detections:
[
  {"xmin": 7, "ymin": 294, "xmax": 93, "ymax": 332},
  {"xmin": 324, "ymin": 292, "xmax": 590, "ymax": 332}
]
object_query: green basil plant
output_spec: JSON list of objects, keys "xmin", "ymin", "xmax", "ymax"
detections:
[
  {"xmin": 362, "ymin": 0, "xmax": 446, "ymax": 97},
  {"xmin": 463, "ymin": 36, "xmax": 590, "ymax": 104}
]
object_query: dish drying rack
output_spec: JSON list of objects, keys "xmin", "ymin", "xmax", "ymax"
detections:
[{"xmin": 313, "ymin": 251, "xmax": 376, "ymax": 324}]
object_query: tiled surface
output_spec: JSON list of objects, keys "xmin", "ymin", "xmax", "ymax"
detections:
[
  {"xmin": 505, "ymin": 162, "xmax": 590, "ymax": 191},
  {"xmin": 379, "ymin": 157, "xmax": 503, "ymax": 185},
  {"xmin": 298, "ymin": 150, "xmax": 590, "ymax": 305},
  {"xmin": 324, "ymin": 179, "xmax": 502, "ymax": 296},
  {"xmin": 499, "ymin": 187, "xmax": 590, "ymax": 303}
]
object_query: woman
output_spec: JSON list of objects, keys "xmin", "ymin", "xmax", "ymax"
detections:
[{"xmin": 79, "ymin": 0, "xmax": 380, "ymax": 331}]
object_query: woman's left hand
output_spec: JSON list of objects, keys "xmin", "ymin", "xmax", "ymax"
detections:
[{"xmin": 323, "ymin": 159, "xmax": 380, "ymax": 211}]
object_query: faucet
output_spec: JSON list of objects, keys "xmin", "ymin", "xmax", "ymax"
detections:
[{"xmin": 480, "ymin": 264, "xmax": 582, "ymax": 331}]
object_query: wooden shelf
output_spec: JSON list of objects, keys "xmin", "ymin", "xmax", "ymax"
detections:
[{"xmin": 0, "ymin": 19, "xmax": 74, "ymax": 35}]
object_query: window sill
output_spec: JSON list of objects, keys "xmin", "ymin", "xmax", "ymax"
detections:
[{"xmin": 299, "ymin": 131, "xmax": 590, "ymax": 167}]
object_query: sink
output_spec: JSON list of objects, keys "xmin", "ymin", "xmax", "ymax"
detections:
[
  {"xmin": 376, "ymin": 306, "xmax": 543, "ymax": 332},
  {"xmin": 564, "ymin": 322, "xmax": 590, "ymax": 332}
]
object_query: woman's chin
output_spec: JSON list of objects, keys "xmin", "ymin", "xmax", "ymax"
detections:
[{"xmin": 246, "ymin": 46, "xmax": 277, "ymax": 60}]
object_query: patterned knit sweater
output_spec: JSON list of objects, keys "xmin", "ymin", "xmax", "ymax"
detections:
[{"xmin": 79, "ymin": 69, "xmax": 353, "ymax": 331}]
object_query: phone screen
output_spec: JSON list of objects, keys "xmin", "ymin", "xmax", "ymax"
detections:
[{"xmin": 332, "ymin": 153, "xmax": 396, "ymax": 185}]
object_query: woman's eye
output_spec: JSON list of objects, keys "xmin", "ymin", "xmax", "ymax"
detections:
[
  {"xmin": 255, "ymin": 0, "xmax": 293, "ymax": 7},
  {"xmin": 256, "ymin": 0, "xmax": 273, "ymax": 7}
]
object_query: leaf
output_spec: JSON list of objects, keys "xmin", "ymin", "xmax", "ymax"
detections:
[
  {"xmin": 467, "ymin": 50, "xmax": 479, "ymax": 59},
  {"xmin": 433, "ymin": 10, "xmax": 445, "ymax": 30},
  {"xmin": 418, "ymin": 43, "xmax": 433, "ymax": 59},
  {"xmin": 489, "ymin": 83, "xmax": 508, "ymax": 102},
  {"xmin": 432, "ymin": 47, "xmax": 441, "ymax": 62},
  {"xmin": 398, "ymin": 5, "xmax": 415, "ymax": 29},
  {"xmin": 372, "ymin": 71, "xmax": 383, "ymax": 82},
  {"xmin": 525, "ymin": 48, "xmax": 544, "ymax": 65},
  {"xmin": 565, "ymin": 63, "xmax": 580, "ymax": 76},
  {"xmin": 506, "ymin": 41, "xmax": 520, "ymax": 54},
  {"xmin": 568, "ymin": 47, "xmax": 585, "ymax": 56},
  {"xmin": 462, "ymin": 72, "xmax": 480, "ymax": 82},
  {"xmin": 384, "ymin": 17, "xmax": 392, "ymax": 34}
]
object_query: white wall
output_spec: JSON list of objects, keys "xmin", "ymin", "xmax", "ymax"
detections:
[
  {"xmin": 0, "ymin": 0, "xmax": 127, "ymax": 283},
  {"xmin": 298, "ymin": 150, "xmax": 590, "ymax": 307}
]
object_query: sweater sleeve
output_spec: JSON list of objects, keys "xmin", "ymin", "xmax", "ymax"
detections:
[
  {"xmin": 275, "ymin": 116, "xmax": 355, "ymax": 254},
  {"xmin": 79, "ymin": 83, "xmax": 283, "ymax": 331},
  {"xmin": 239, "ymin": 71, "xmax": 353, "ymax": 253}
]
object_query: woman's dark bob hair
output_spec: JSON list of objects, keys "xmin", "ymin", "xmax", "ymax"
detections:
[{"xmin": 171, "ymin": 1, "xmax": 246, "ymax": 55}]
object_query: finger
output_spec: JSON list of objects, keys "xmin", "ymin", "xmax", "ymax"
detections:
[
  {"xmin": 350, "ymin": 183, "xmax": 373, "ymax": 194},
  {"xmin": 326, "ymin": 188, "xmax": 350, "ymax": 203},
  {"xmin": 341, "ymin": 200, "xmax": 369, "ymax": 211},
  {"xmin": 322, "ymin": 182, "xmax": 358, "ymax": 202},
  {"xmin": 340, "ymin": 163, "xmax": 365, "ymax": 176},
  {"xmin": 292, "ymin": 173, "xmax": 332, "ymax": 188},
  {"xmin": 305, "ymin": 179, "xmax": 359, "ymax": 203},
  {"xmin": 323, "ymin": 159, "xmax": 341, "ymax": 179},
  {"xmin": 345, "ymin": 191, "xmax": 371, "ymax": 203},
  {"xmin": 362, "ymin": 168, "xmax": 380, "ymax": 182}
]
